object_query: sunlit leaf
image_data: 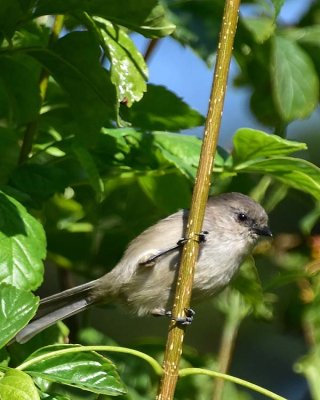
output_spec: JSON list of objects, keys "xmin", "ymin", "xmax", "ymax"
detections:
[
  {"xmin": 235, "ymin": 157, "xmax": 320, "ymax": 199},
  {"xmin": 121, "ymin": 84, "xmax": 205, "ymax": 131},
  {"xmin": 11, "ymin": 21, "xmax": 51, "ymax": 48},
  {"xmin": 0, "ymin": 369, "xmax": 40, "ymax": 400},
  {"xmin": 95, "ymin": 18, "xmax": 148, "ymax": 106},
  {"xmin": 34, "ymin": 0, "xmax": 175, "ymax": 38},
  {"xmin": 242, "ymin": 17, "xmax": 275, "ymax": 43},
  {"xmin": 233, "ymin": 128, "xmax": 307, "ymax": 163},
  {"xmin": 0, "ymin": 191, "xmax": 46, "ymax": 290},
  {"xmin": 0, "ymin": 284, "xmax": 38, "ymax": 348},
  {"xmin": 24, "ymin": 345, "xmax": 127, "ymax": 396},
  {"xmin": 151, "ymin": 131, "xmax": 200, "ymax": 179},
  {"xmin": 138, "ymin": 172, "xmax": 192, "ymax": 212},
  {"xmin": 272, "ymin": 36, "xmax": 319, "ymax": 121}
]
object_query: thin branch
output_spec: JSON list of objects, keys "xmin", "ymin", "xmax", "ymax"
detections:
[
  {"xmin": 18, "ymin": 15, "xmax": 64, "ymax": 164},
  {"xmin": 156, "ymin": 1, "xmax": 241, "ymax": 399},
  {"xmin": 212, "ymin": 300, "xmax": 243, "ymax": 400},
  {"xmin": 144, "ymin": 38, "xmax": 159, "ymax": 62},
  {"xmin": 179, "ymin": 368, "xmax": 287, "ymax": 400}
]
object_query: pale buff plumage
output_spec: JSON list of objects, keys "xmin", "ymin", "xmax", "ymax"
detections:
[{"xmin": 16, "ymin": 192, "xmax": 271, "ymax": 343}]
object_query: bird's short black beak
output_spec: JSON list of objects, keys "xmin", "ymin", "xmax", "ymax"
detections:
[{"xmin": 253, "ymin": 226, "xmax": 273, "ymax": 237}]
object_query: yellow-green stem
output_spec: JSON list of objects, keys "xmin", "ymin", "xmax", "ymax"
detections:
[
  {"xmin": 180, "ymin": 368, "xmax": 287, "ymax": 400},
  {"xmin": 212, "ymin": 300, "xmax": 243, "ymax": 400},
  {"xmin": 156, "ymin": 1, "xmax": 241, "ymax": 399}
]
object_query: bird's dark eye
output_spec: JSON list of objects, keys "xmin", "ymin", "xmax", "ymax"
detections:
[{"xmin": 237, "ymin": 212, "xmax": 248, "ymax": 222}]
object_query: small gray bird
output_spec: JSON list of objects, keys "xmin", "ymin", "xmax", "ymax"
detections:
[{"xmin": 15, "ymin": 192, "xmax": 272, "ymax": 343}]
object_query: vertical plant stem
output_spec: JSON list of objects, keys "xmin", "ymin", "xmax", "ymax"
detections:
[
  {"xmin": 18, "ymin": 15, "xmax": 64, "ymax": 164},
  {"xmin": 212, "ymin": 320, "xmax": 240, "ymax": 400},
  {"xmin": 212, "ymin": 296, "xmax": 243, "ymax": 400},
  {"xmin": 156, "ymin": 1, "xmax": 241, "ymax": 399}
]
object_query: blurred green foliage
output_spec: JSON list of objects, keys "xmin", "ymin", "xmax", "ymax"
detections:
[{"xmin": 0, "ymin": 0, "xmax": 320, "ymax": 398}]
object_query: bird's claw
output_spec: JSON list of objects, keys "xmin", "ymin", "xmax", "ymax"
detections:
[
  {"xmin": 197, "ymin": 231, "xmax": 209, "ymax": 243},
  {"xmin": 166, "ymin": 308, "xmax": 195, "ymax": 325},
  {"xmin": 177, "ymin": 231, "xmax": 209, "ymax": 246}
]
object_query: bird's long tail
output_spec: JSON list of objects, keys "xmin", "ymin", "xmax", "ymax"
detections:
[{"xmin": 15, "ymin": 280, "xmax": 98, "ymax": 344}]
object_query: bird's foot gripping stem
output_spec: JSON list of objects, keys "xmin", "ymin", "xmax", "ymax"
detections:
[
  {"xmin": 177, "ymin": 231, "xmax": 209, "ymax": 246},
  {"xmin": 152, "ymin": 308, "xmax": 195, "ymax": 325},
  {"xmin": 166, "ymin": 308, "xmax": 195, "ymax": 326}
]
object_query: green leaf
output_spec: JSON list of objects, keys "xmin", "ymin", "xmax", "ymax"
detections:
[
  {"xmin": 97, "ymin": 128, "xmax": 202, "ymax": 180},
  {"xmin": 71, "ymin": 142, "xmax": 104, "ymax": 200},
  {"xmin": 34, "ymin": 0, "xmax": 175, "ymax": 38},
  {"xmin": 96, "ymin": 129, "xmax": 225, "ymax": 181},
  {"xmin": 300, "ymin": 203, "xmax": 320, "ymax": 235},
  {"xmin": 271, "ymin": 0, "xmax": 285, "ymax": 17},
  {"xmin": 167, "ymin": 0, "xmax": 223, "ymax": 65},
  {"xmin": 0, "ymin": 0, "xmax": 32, "ymax": 38},
  {"xmin": 235, "ymin": 157, "xmax": 320, "ymax": 199},
  {"xmin": 242, "ymin": 17, "xmax": 275, "ymax": 43},
  {"xmin": 216, "ymin": 257, "xmax": 273, "ymax": 321},
  {"xmin": 96, "ymin": 18, "xmax": 148, "ymax": 106},
  {"xmin": 0, "ymin": 55, "xmax": 41, "ymax": 125},
  {"xmin": 138, "ymin": 172, "xmax": 192, "ymax": 212},
  {"xmin": 232, "ymin": 257, "xmax": 273, "ymax": 319},
  {"xmin": 0, "ymin": 284, "xmax": 39, "ymax": 348},
  {"xmin": 11, "ymin": 21, "xmax": 51, "ymax": 49},
  {"xmin": 0, "ymin": 191, "xmax": 46, "ymax": 290},
  {"xmin": 10, "ymin": 164, "xmax": 68, "ymax": 203},
  {"xmin": 0, "ymin": 369, "xmax": 40, "ymax": 400},
  {"xmin": 283, "ymin": 26, "xmax": 320, "ymax": 47},
  {"xmin": 0, "ymin": 128, "xmax": 21, "ymax": 184},
  {"xmin": 233, "ymin": 128, "xmax": 307, "ymax": 163},
  {"xmin": 44, "ymin": 195, "xmax": 88, "ymax": 234},
  {"xmin": 26, "ymin": 31, "xmax": 118, "ymax": 138},
  {"xmin": 24, "ymin": 345, "xmax": 127, "ymax": 396},
  {"xmin": 272, "ymin": 35, "xmax": 319, "ymax": 121},
  {"xmin": 121, "ymin": 84, "xmax": 205, "ymax": 131},
  {"xmin": 152, "ymin": 131, "xmax": 201, "ymax": 179}
]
